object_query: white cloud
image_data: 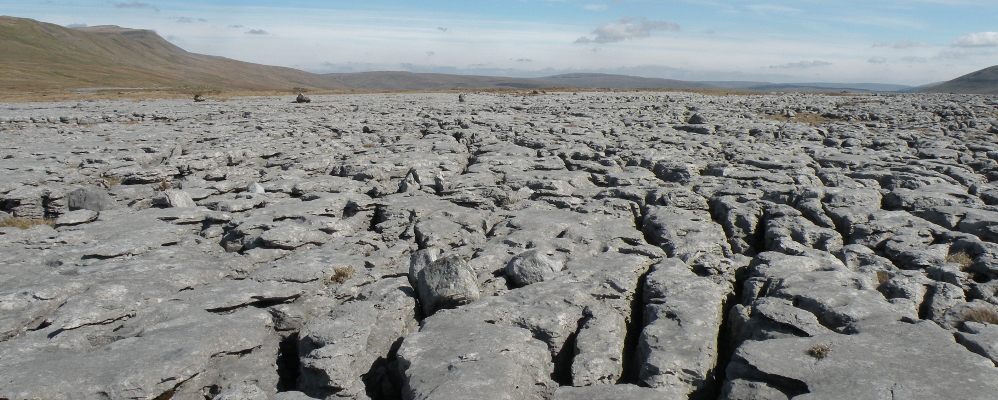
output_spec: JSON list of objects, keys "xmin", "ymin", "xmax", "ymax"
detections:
[
  {"xmin": 769, "ymin": 60, "xmax": 832, "ymax": 69},
  {"xmin": 245, "ymin": 29, "xmax": 268, "ymax": 35},
  {"xmin": 901, "ymin": 56, "xmax": 928, "ymax": 63},
  {"xmin": 575, "ymin": 17, "xmax": 679, "ymax": 44},
  {"xmin": 584, "ymin": 4, "xmax": 608, "ymax": 11},
  {"xmin": 952, "ymin": 32, "xmax": 998, "ymax": 47},
  {"xmin": 868, "ymin": 56, "xmax": 887, "ymax": 64}
]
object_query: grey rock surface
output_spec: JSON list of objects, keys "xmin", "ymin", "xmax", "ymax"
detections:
[
  {"xmin": 3, "ymin": 91, "xmax": 998, "ymax": 399},
  {"xmin": 505, "ymin": 248, "xmax": 564, "ymax": 287},
  {"xmin": 553, "ymin": 384, "xmax": 665, "ymax": 400},
  {"xmin": 637, "ymin": 258, "xmax": 731, "ymax": 398},
  {"xmin": 67, "ymin": 186, "xmax": 118, "ymax": 212},
  {"xmin": 152, "ymin": 188, "xmax": 197, "ymax": 208},
  {"xmin": 571, "ymin": 306, "xmax": 626, "ymax": 387},
  {"xmin": 55, "ymin": 208, "xmax": 98, "ymax": 226},
  {"xmin": 397, "ymin": 313, "xmax": 557, "ymax": 400},
  {"xmin": 724, "ymin": 321, "xmax": 998, "ymax": 399},
  {"xmin": 298, "ymin": 277, "xmax": 418, "ymax": 399},
  {"xmin": 417, "ymin": 253, "xmax": 481, "ymax": 316}
]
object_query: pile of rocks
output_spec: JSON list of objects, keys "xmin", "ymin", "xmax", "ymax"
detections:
[{"xmin": 1, "ymin": 91, "xmax": 998, "ymax": 399}]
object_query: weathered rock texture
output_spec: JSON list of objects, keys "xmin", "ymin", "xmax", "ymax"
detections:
[{"xmin": 2, "ymin": 91, "xmax": 998, "ymax": 399}]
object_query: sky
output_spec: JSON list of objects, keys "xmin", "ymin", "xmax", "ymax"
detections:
[{"xmin": 4, "ymin": 0, "xmax": 998, "ymax": 86}]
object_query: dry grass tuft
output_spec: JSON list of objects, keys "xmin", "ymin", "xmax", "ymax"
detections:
[
  {"xmin": 101, "ymin": 175, "xmax": 121, "ymax": 187},
  {"xmin": 158, "ymin": 177, "xmax": 171, "ymax": 191},
  {"xmin": 964, "ymin": 308, "xmax": 998, "ymax": 325},
  {"xmin": 0, "ymin": 217, "xmax": 55, "ymax": 229},
  {"xmin": 326, "ymin": 266, "xmax": 356, "ymax": 285},
  {"xmin": 806, "ymin": 344, "xmax": 832, "ymax": 359},
  {"xmin": 946, "ymin": 251, "xmax": 975, "ymax": 269}
]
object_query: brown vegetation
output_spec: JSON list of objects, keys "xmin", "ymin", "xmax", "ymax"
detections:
[
  {"xmin": 100, "ymin": 176, "xmax": 122, "ymax": 187},
  {"xmin": 806, "ymin": 344, "xmax": 832, "ymax": 359},
  {"xmin": 326, "ymin": 266, "xmax": 356, "ymax": 285},
  {"xmin": 946, "ymin": 251, "xmax": 975, "ymax": 269},
  {"xmin": 0, "ymin": 217, "xmax": 55, "ymax": 229},
  {"xmin": 964, "ymin": 308, "xmax": 998, "ymax": 325}
]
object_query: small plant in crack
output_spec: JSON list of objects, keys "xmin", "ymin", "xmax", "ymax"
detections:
[
  {"xmin": 806, "ymin": 344, "xmax": 831, "ymax": 360},
  {"xmin": 100, "ymin": 175, "xmax": 121, "ymax": 187},
  {"xmin": 327, "ymin": 266, "xmax": 355, "ymax": 285},
  {"xmin": 876, "ymin": 271, "xmax": 892, "ymax": 284},
  {"xmin": 963, "ymin": 308, "xmax": 998, "ymax": 325},
  {"xmin": 946, "ymin": 251, "xmax": 974, "ymax": 269}
]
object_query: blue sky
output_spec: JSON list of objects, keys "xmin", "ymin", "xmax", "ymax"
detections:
[{"xmin": 4, "ymin": 1, "xmax": 998, "ymax": 85}]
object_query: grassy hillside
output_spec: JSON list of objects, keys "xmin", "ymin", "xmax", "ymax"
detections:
[
  {"xmin": 920, "ymin": 65, "xmax": 998, "ymax": 95},
  {"xmin": 0, "ymin": 16, "xmax": 350, "ymax": 92}
]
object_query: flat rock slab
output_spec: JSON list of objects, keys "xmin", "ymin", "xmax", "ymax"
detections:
[
  {"xmin": 553, "ymin": 384, "xmax": 665, "ymax": 400},
  {"xmin": 0, "ymin": 304, "xmax": 274, "ymax": 400},
  {"xmin": 55, "ymin": 209, "xmax": 98, "ymax": 226},
  {"xmin": 397, "ymin": 314, "xmax": 557, "ymax": 400},
  {"xmin": 727, "ymin": 321, "xmax": 998, "ymax": 400}
]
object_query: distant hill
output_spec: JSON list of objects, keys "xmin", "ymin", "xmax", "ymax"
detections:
[
  {"xmin": 326, "ymin": 71, "xmax": 927, "ymax": 93},
  {"xmin": 324, "ymin": 71, "xmax": 718, "ymax": 91},
  {"xmin": 919, "ymin": 65, "xmax": 998, "ymax": 94},
  {"xmin": 706, "ymin": 81, "xmax": 914, "ymax": 93},
  {"xmin": 324, "ymin": 71, "xmax": 548, "ymax": 91},
  {"xmin": 0, "ymin": 16, "xmax": 350, "ymax": 91},
  {"xmin": 534, "ymin": 73, "xmax": 717, "ymax": 90}
]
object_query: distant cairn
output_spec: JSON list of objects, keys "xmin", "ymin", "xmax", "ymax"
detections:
[
  {"xmin": 193, "ymin": 94, "xmax": 206, "ymax": 102},
  {"xmin": 295, "ymin": 93, "xmax": 312, "ymax": 103}
]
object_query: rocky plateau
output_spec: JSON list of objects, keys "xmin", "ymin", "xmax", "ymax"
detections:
[{"xmin": 2, "ymin": 91, "xmax": 998, "ymax": 399}]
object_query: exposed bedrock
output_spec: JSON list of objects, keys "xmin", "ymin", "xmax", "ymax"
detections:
[{"xmin": 2, "ymin": 91, "xmax": 998, "ymax": 399}]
